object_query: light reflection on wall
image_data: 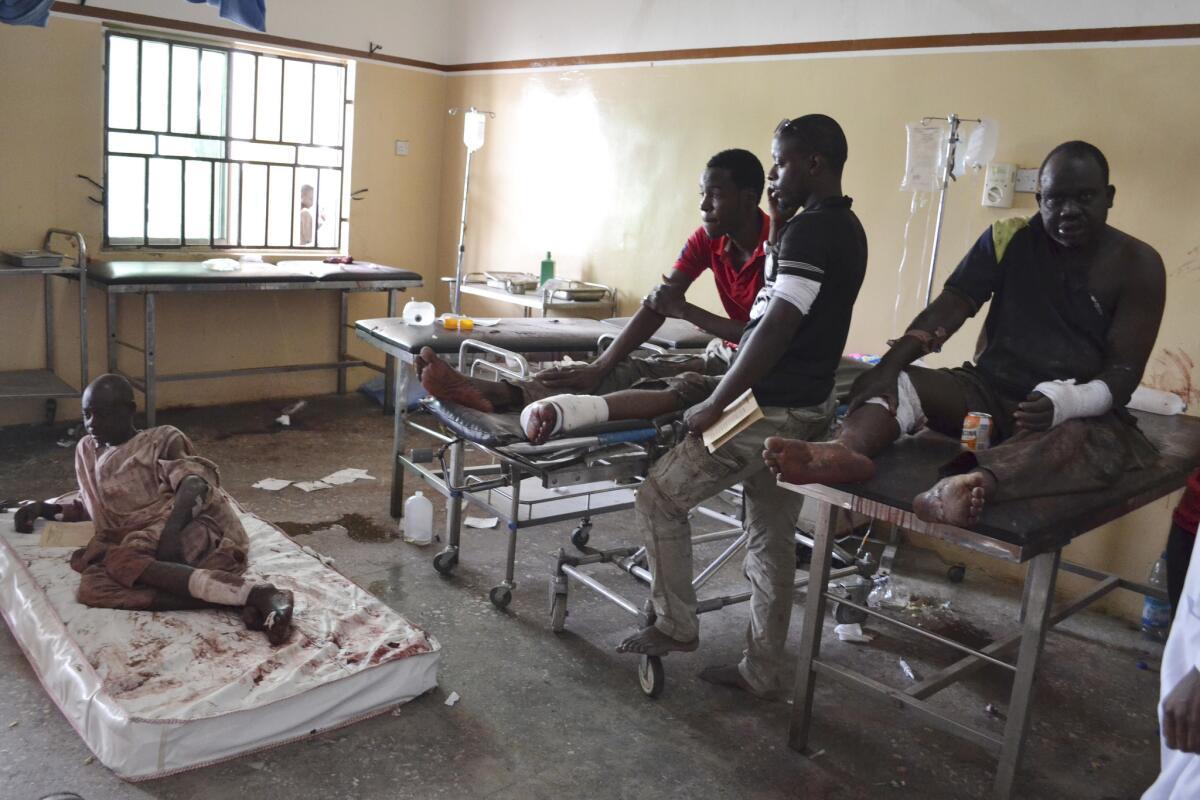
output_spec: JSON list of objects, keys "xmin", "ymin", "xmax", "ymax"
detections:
[{"xmin": 510, "ymin": 79, "xmax": 614, "ymax": 272}]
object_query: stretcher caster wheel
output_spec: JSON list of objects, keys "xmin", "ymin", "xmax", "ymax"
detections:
[
  {"xmin": 571, "ymin": 522, "xmax": 592, "ymax": 549},
  {"xmin": 549, "ymin": 591, "xmax": 568, "ymax": 632},
  {"xmin": 833, "ymin": 602, "xmax": 868, "ymax": 626},
  {"xmin": 947, "ymin": 564, "xmax": 966, "ymax": 583},
  {"xmin": 433, "ymin": 550, "xmax": 458, "ymax": 576},
  {"xmin": 638, "ymin": 655, "xmax": 664, "ymax": 699},
  {"xmin": 489, "ymin": 585, "xmax": 513, "ymax": 610}
]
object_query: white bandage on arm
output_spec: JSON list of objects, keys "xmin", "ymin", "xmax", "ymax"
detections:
[
  {"xmin": 865, "ymin": 370, "xmax": 926, "ymax": 434},
  {"xmin": 187, "ymin": 569, "xmax": 253, "ymax": 606},
  {"xmin": 519, "ymin": 394, "xmax": 609, "ymax": 438},
  {"xmin": 1032, "ymin": 379, "xmax": 1113, "ymax": 427},
  {"xmin": 770, "ymin": 274, "xmax": 821, "ymax": 315}
]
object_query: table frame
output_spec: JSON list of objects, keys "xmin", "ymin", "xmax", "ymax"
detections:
[
  {"xmin": 99, "ymin": 278, "xmax": 419, "ymax": 426},
  {"xmin": 785, "ymin": 481, "xmax": 1170, "ymax": 799}
]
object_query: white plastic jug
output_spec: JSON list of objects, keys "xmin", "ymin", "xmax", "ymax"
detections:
[
  {"xmin": 403, "ymin": 491, "xmax": 434, "ymax": 545},
  {"xmin": 402, "ymin": 300, "xmax": 435, "ymax": 326}
]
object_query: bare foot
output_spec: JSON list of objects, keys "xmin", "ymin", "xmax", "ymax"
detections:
[
  {"xmin": 416, "ymin": 346, "xmax": 494, "ymax": 412},
  {"xmin": 243, "ymin": 584, "xmax": 295, "ymax": 646},
  {"xmin": 616, "ymin": 626, "xmax": 698, "ymax": 656},
  {"xmin": 523, "ymin": 401, "xmax": 559, "ymax": 443},
  {"xmin": 762, "ymin": 436, "xmax": 875, "ymax": 485},
  {"xmin": 913, "ymin": 471, "xmax": 991, "ymax": 527},
  {"xmin": 698, "ymin": 664, "xmax": 781, "ymax": 700}
]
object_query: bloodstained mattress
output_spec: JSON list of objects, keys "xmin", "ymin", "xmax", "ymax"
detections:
[{"xmin": 0, "ymin": 508, "xmax": 440, "ymax": 780}]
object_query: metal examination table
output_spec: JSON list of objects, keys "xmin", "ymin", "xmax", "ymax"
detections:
[
  {"xmin": 354, "ymin": 316, "xmax": 619, "ymax": 518},
  {"xmin": 90, "ymin": 261, "xmax": 422, "ymax": 426},
  {"xmin": 600, "ymin": 316, "xmax": 716, "ymax": 350},
  {"xmin": 784, "ymin": 411, "xmax": 1200, "ymax": 799}
]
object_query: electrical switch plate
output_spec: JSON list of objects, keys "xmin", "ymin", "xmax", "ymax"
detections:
[
  {"xmin": 982, "ymin": 162, "xmax": 1016, "ymax": 208},
  {"xmin": 1014, "ymin": 168, "xmax": 1038, "ymax": 193},
  {"xmin": 394, "ymin": 140, "xmax": 410, "ymax": 156}
]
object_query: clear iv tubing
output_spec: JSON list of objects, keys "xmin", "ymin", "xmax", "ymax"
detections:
[{"xmin": 892, "ymin": 191, "xmax": 936, "ymax": 336}]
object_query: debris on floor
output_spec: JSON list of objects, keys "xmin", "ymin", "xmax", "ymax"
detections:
[
  {"xmin": 252, "ymin": 478, "xmax": 292, "ymax": 491},
  {"xmin": 294, "ymin": 480, "xmax": 333, "ymax": 493},
  {"xmin": 320, "ymin": 468, "xmax": 375, "ymax": 486},
  {"xmin": 444, "ymin": 691, "xmax": 460, "ymax": 707},
  {"xmin": 834, "ymin": 623, "xmax": 874, "ymax": 643},
  {"xmin": 898, "ymin": 658, "xmax": 921, "ymax": 682},
  {"xmin": 301, "ymin": 545, "xmax": 336, "ymax": 566},
  {"xmin": 464, "ymin": 516, "xmax": 499, "ymax": 529},
  {"xmin": 275, "ymin": 400, "xmax": 308, "ymax": 427}
]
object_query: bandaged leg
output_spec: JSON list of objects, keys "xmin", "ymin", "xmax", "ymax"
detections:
[
  {"xmin": 864, "ymin": 370, "xmax": 926, "ymax": 434},
  {"xmin": 520, "ymin": 394, "xmax": 609, "ymax": 442},
  {"xmin": 187, "ymin": 568, "xmax": 254, "ymax": 606}
]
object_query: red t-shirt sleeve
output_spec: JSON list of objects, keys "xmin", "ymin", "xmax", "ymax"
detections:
[{"xmin": 672, "ymin": 228, "xmax": 710, "ymax": 280}]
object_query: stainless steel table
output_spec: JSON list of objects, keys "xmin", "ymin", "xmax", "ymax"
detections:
[
  {"xmin": 90, "ymin": 261, "xmax": 422, "ymax": 426},
  {"xmin": 783, "ymin": 411, "xmax": 1200, "ymax": 799}
]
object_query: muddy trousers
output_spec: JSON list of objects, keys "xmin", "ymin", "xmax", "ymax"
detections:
[{"xmin": 635, "ymin": 399, "xmax": 833, "ymax": 695}]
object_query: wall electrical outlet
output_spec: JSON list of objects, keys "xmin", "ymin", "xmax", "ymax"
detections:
[
  {"xmin": 982, "ymin": 162, "xmax": 1016, "ymax": 208},
  {"xmin": 1014, "ymin": 168, "xmax": 1038, "ymax": 193},
  {"xmin": 394, "ymin": 140, "xmax": 410, "ymax": 156}
]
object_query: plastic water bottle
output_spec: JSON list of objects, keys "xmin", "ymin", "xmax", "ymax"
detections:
[
  {"xmin": 1141, "ymin": 552, "xmax": 1171, "ymax": 642},
  {"xmin": 403, "ymin": 491, "xmax": 433, "ymax": 545}
]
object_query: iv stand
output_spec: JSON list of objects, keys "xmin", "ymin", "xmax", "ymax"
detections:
[
  {"xmin": 447, "ymin": 107, "xmax": 496, "ymax": 316},
  {"xmin": 920, "ymin": 114, "xmax": 980, "ymax": 307}
]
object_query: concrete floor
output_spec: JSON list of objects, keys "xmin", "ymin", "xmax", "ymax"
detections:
[{"xmin": 0, "ymin": 393, "xmax": 1167, "ymax": 800}]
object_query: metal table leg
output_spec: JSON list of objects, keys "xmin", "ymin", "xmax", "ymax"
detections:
[
  {"xmin": 384, "ymin": 290, "xmax": 399, "ymax": 413},
  {"xmin": 106, "ymin": 292, "xmax": 118, "ymax": 374},
  {"xmin": 43, "ymin": 273, "xmax": 54, "ymax": 375},
  {"xmin": 388, "ymin": 360, "xmax": 412, "ymax": 518},
  {"xmin": 144, "ymin": 292, "xmax": 157, "ymax": 427},
  {"xmin": 337, "ymin": 290, "xmax": 349, "ymax": 395},
  {"xmin": 788, "ymin": 499, "xmax": 838, "ymax": 751},
  {"xmin": 994, "ymin": 549, "xmax": 1060, "ymax": 799}
]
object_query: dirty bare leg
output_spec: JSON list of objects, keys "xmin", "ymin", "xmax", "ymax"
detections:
[
  {"xmin": 416, "ymin": 346, "xmax": 520, "ymax": 411},
  {"xmin": 140, "ymin": 561, "xmax": 295, "ymax": 645},
  {"xmin": 913, "ymin": 469, "xmax": 995, "ymax": 527},
  {"xmin": 762, "ymin": 405, "xmax": 899, "ymax": 485},
  {"xmin": 524, "ymin": 388, "xmax": 684, "ymax": 443}
]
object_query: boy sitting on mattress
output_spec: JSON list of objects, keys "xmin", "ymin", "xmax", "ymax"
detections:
[{"xmin": 14, "ymin": 374, "xmax": 294, "ymax": 645}]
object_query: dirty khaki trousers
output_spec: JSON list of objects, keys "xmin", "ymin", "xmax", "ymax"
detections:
[{"xmin": 635, "ymin": 397, "xmax": 834, "ymax": 695}]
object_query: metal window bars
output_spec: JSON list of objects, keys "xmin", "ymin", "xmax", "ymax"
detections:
[{"xmin": 102, "ymin": 31, "xmax": 350, "ymax": 251}]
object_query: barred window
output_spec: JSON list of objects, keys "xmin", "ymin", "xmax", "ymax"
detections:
[{"xmin": 103, "ymin": 31, "xmax": 353, "ymax": 250}]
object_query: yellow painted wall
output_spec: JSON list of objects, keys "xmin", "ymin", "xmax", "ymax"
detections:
[
  {"xmin": 0, "ymin": 17, "xmax": 446, "ymax": 427},
  {"xmin": 438, "ymin": 45, "xmax": 1200, "ymax": 617}
]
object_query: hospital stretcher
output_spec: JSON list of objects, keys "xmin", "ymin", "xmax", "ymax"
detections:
[
  {"xmin": 783, "ymin": 411, "xmax": 1200, "ymax": 799},
  {"xmin": 355, "ymin": 316, "xmax": 876, "ymax": 695}
]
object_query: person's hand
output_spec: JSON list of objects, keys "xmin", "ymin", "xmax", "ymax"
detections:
[
  {"xmin": 14, "ymin": 500, "xmax": 44, "ymax": 533},
  {"xmin": 1014, "ymin": 392, "xmax": 1055, "ymax": 433},
  {"xmin": 684, "ymin": 399, "xmax": 722, "ymax": 436},
  {"xmin": 846, "ymin": 365, "xmax": 901, "ymax": 415},
  {"xmin": 643, "ymin": 278, "xmax": 687, "ymax": 319},
  {"xmin": 534, "ymin": 362, "xmax": 608, "ymax": 393},
  {"xmin": 766, "ymin": 186, "xmax": 798, "ymax": 228},
  {"xmin": 1164, "ymin": 667, "xmax": 1200, "ymax": 754}
]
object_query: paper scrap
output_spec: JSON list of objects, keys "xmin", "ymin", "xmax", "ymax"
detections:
[
  {"xmin": 444, "ymin": 691, "xmax": 460, "ymax": 707},
  {"xmin": 253, "ymin": 478, "xmax": 292, "ymax": 491},
  {"xmin": 40, "ymin": 521, "xmax": 95, "ymax": 548},
  {"xmin": 320, "ymin": 468, "xmax": 376, "ymax": 486},
  {"xmin": 294, "ymin": 481, "xmax": 333, "ymax": 493},
  {"xmin": 834, "ymin": 623, "xmax": 874, "ymax": 643},
  {"xmin": 275, "ymin": 414, "xmax": 291, "ymax": 427},
  {"xmin": 464, "ymin": 516, "xmax": 499, "ymax": 529}
]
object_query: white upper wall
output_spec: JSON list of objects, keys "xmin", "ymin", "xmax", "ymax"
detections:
[
  {"xmin": 75, "ymin": 0, "xmax": 454, "ymax": 65},
  {"xmin": 70, "ymin": 1, "xmax": 1200, "ymax": 66}
]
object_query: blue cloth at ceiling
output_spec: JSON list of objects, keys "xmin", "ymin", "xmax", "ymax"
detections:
[
  {"xmin": 0, "ymin": 0, "xmax": 54, "ymax": 27},
  {"xmin": 186, "ymin": 0, "xmax": 267, "ymax": 32}
]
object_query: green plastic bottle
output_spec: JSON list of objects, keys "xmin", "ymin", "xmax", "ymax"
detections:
[{"xmin": 540, "ymin": 251, "xmax": 555, "ymax": 284}]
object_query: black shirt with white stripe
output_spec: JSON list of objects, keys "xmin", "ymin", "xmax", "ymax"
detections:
[{"xmin": 737, "ymin": 195, "xmax": 867, "ymax": 407}]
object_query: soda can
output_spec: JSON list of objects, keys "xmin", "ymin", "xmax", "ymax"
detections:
[{"xmin": 961, "ymin": 412, "xmax": 992, "ymax": 451}]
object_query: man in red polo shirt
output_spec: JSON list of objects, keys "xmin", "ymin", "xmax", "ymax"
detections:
[{"xmin": 416, "ymin": 148, "xmax": 771, "ymax": 411}]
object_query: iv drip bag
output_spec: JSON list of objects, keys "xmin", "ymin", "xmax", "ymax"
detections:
[
  {"xmin": 463, "ymin": 110, "xmax": 487, "ymax": 152},
  {"xmin": 957, "ymin": 118, "xmax": 999, "ymax": 177}
]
